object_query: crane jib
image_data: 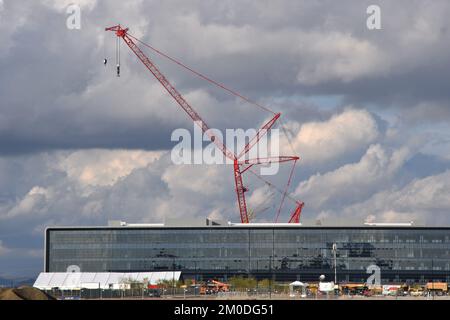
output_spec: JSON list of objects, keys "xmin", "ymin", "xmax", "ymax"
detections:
[{"xmin": 105, "ymin": 25, "xmax": 304, "ymax": 224}]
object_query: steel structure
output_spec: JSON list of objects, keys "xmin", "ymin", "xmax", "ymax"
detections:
[{"xmin": 105, "ymin": 25, "xmax": 304, "ymax": 223}]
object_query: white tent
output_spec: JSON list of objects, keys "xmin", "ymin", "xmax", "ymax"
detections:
[
  {"xmin": 33, "ymin": 271, "xmax": 182, "ymax": 290},
  {"xmin": 289, "ymin": 281, "xmax": 307, "ymax": 298}
]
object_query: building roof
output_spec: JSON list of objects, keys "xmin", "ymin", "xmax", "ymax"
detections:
[
  {"xmin": 43, "ymin": 217, "xmax": 436, "ymax": 230},
  {"xmin": 104, "ymin": 218, "xmax": 421, "ymax": 228}
]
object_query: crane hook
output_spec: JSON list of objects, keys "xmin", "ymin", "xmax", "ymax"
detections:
[{"xmin": 116, "ymin": 34, "xmax": 120, "ymax": 77}]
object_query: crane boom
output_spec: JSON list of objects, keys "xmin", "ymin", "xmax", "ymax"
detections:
[
  {"xmin": 288, "ymin": 202, "xmax": 304, "ymax": 223},
  {"xmin": 105, "ymin": 25, "xmax": 303, "ymax": 224},
  {"xmin": 106, "ymin": 25, "xmax": 235, "ymax": 161},
  {"xmin": 106, "ymin": 25, "xmax": 253, "ymax": 222}
]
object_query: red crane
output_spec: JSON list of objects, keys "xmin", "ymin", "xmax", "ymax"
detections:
[{"xmin": 105, "ymin": 25, "xmax": 304, "ymax": 223}]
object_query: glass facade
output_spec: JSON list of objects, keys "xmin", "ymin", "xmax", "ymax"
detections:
[{"xmin": 46, "ymin": 227, "xmax": 450, "ymax": 283}]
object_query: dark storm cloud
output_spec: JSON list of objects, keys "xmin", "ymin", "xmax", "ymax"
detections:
[
  {"xmin": 139, "ymin": 0, "xmax": 450, "ymax": 108},
  {"xmin": 1, "ymin": 0, "xmax": 450, "ymax": 155}
]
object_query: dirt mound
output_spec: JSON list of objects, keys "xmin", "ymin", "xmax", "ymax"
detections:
[
  {"xmin": 0, "ymin": 288, "xmax": 22, "ymax": 300},
  {"xmin": 0, "ymin": 286, "xmax": 55, "ymax": 300},
  {"xmin": 0, "ymin": 289, "xmax": 22, "ymax": 300}
]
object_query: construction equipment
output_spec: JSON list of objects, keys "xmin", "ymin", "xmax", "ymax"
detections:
[
  {"xmin": 426, "ymin": 282, "xmax": 448, "ymax": 295},
  {"xmin": 288, "ymin": 202, "xmax": 304, "ymax": 223},
  {"xmin": 209, "ymin": 280, "xmax": 229, "ymax": 293},
  {"xmin": 105, "ymin": 25, "xmax": 304, "ymax": 223},
  {"xmin": 199, "ymin": 280, "xmax": 229, "ymax": 295}
]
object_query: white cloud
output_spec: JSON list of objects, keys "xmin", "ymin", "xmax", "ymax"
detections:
[
  {"xmin": 295, "ymin": 144, "xmax": 413, "ymax": 210},
  {"xmin": 247, "ymin": 185, "xmax": 274, "ymax": 208},
  {"xmin": 41, "ymin": 0, "xmax": 98, "ymax": 12},
  {"xmin": 0, "ymin": 150, "xmax": 235, "ymax": 226},
  {"xmin": 283, "ymin": 109, "xmax": 379, "ymax": 166},
  {"xmin": 54, "ymin": 149, "xmax": 162, "ymax": 187},
  {"xmin": 3, "ymin": 186, "xmax": 51, "ymax": 220},
  {"xmin": 296, "ymin": 32, "xmax": 390, "ymax": 84},
  {"xmin": 388, "ymin": 171, "xmax": 450, "ymax": 211},
  {"xmin": 162, "ymin": 164, "xmax": 230, "ymax": 197},
  {"xmin": 341, "ymin": 170, "xmax": 450, "ymax": 224},
  {"xmin": 207, "ymin": 208, "xmax": 225, "ymax": 221}
]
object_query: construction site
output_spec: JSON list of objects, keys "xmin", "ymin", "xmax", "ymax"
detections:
[{"xmin": 25, "ymin": 24, "xmax": 450, "ymax": 300}]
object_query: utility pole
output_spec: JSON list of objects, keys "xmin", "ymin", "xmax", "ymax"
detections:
[
  {"xmin": 173, "ymin": 258, "xmax": 176, "ymax": 297},
  {"xmin": 332, "ymin": 243, "xmax": 337, "ymax": 285},
  {"xmin": 269, "ymin": 257, "xmax": 272, "ymax": 299}
]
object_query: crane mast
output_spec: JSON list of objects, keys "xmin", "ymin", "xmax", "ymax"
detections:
[{"xmin": 106, "ymin": 25, "xmax": 302, "ymax": 224}]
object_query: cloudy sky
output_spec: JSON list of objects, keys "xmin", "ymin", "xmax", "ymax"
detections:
[{"xmin": 1, "ymin": 0, "xmax": 450, "ymax": 277}]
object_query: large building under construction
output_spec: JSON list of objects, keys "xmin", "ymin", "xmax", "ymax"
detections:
[{"xmin": 45, "ymin": 219, "xmax": 450, "ymax": 284}]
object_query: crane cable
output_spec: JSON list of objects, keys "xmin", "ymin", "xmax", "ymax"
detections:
[
  {"xmin": 127, "ymin": 33, "xmax": 276, "ymax": 115},
  {"xmin": 274, "ymin": 159, "xmax": 297, "ymax": 223},
  {"xmin": 124, "ymin": 32, "xmax": 302, "ymax": 221},
  {"xmin": 247, "ymin": 167, "xmax": 299, "ymax": 206},
  {"xmin": 116, "ymin": 35, "xmax": 121, "ymax": 76},
  {"xmin": 278, "ymin": 117, "xmax": 297, "ymax": 155},
  {"xmin": 248, "ymin": 189, "xmax": 275, "ymax": 221},
  {"xmin": 103, "ymin": 35, "xmax": 107, "ymax": 66},
  {"xmin": 126, "ymin": 33, "xmax": 300, "ymax": 154}
]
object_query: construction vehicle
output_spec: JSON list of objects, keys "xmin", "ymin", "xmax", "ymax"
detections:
[
  {"xmin": 105, "ymin": 25, "xmax": 304, "ymax": 224},
  {"xmin": 199, "ymin": 280, "xmax": 229, "ymax": 295},
  {"xmin": 409, "ymin": 285, "xmax": 424, "ymax": 297},
  {"xmin": 426, "ymin": 282, "xmax": 448, "ymax": 296},
  {"xmin": 211, "ymin": 280, "xmax": 229, "ymax": 292},
  {"xmin": 340, "ymin": 283, "xmax": 367, "ymax": 295}
]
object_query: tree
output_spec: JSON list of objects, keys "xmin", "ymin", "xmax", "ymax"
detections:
[
  {"xmin": 228, "ymin": 276, "xmax": 257, "ymax": 290},
  {"xmin": 258, "ymin": 279, "xmax": 271, "ymax": 288}
]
